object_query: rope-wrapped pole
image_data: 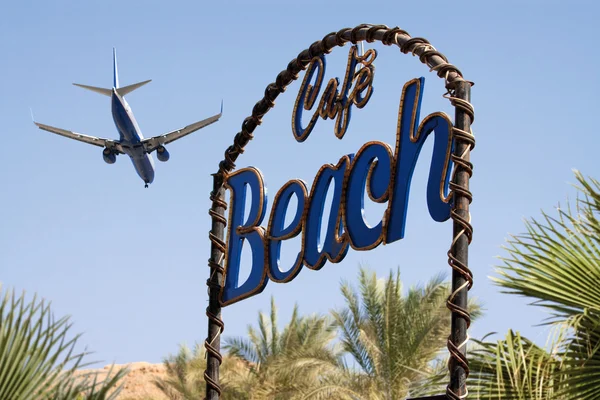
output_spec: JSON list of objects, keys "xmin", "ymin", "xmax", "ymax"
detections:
[
  {"xmin": 446, "ymin": 81, "xmax": 474, "ymax": 399},
  {"xmin": 205, "ymin": 175, "xmax": 227, "ymax": 400}
]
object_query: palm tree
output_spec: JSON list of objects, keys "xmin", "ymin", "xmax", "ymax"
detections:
[
  {"xmin": 328, "ymin": 267, "xmax": 481, "ymax": 400},
  {"xmin": 224, "ymin": 297, "xmax": 344, "ymax": 400},
  {"xmin": 0, "ymin": 286, "xmax": 127, "ymax": 400},
  {"xmin": 470, "ymin": 171, "xmax": 600, "ymax": 399},
  {"xmin": 469, "ymin": 330, "xmax": 565, "ymax": 400},
  {"xmin": 154, "ymin": 343, "xmax": 250, "ymax": 400}
]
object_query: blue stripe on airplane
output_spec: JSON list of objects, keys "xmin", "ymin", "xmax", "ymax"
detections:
[{"xmin": 111, "ymin": 89, "xmax": 155, "ymax": 185}]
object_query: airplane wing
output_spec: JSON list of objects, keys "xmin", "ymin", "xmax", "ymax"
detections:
[
  {"xmin": 141, "ymin": 107, "xmax": 222, "ymax": 153},
  {"xmin": 34, "ymin": 122, "xmax": 124, "ymax": 153}
]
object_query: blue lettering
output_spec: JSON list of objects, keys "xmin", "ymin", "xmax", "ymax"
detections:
[
  {"xmin": 345, "ymin": 142, "xmax": 393, "ymax": 249},
  {"xmin": 221, "ymin": 168, "xmax": 268, "ymax": 306},
  {"xmin": 293, "ymin": 56, "xmax": 325, "ymax": 142},
  {"xmin": 421, "ymin": 113, "xmax": 454, "ymax": 221},
  {"xmin": 292, "ymin": 46, "xmax": 376, "ymax": 142},
  {"xmin": 303, "ymin": 156, "xmax": 351, "ymax": 270},
  {"xmin": 266, "ymin": 180, "xmax": 307, "ymax": 282},
  {"xmin": 221, "ymin": 76, "xmax": 453, "ymax": 306},
  {"xmin": 385, "ymin": 78, "xmax": 452, "ymax": 244}
]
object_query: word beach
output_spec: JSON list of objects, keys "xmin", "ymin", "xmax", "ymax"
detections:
[{"xmin": 222, "ymin": 47, "xmax": 455, "ymax": 305}]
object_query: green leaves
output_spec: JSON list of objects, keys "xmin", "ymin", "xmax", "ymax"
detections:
[
  {"xmin": 0, "ymin": 286, "xmax": 127, "ymax": 400},
  {"xmin": 331, "ymin": 267, "xmax": 474, "ymax": 400},
  {"xmin": 223, "ymin": 297, "xmax": 342, "ymax": 400},
  {"xmin": 470, "ymin": 330, "xmax": 563, "ymax": 400},
  {"xmin": 0, "ymin": 288, "xmax": 77, "ymax": 399},
  {"xmin": 154, "ymin": 343, "xmax": 251, "ymax": 400},
  {"xmin": 472, "ymin": 171, "xmax": 600, "ymax": 400},
  {"xmin": 494, "ymin": 172, "xmax": 600, "ymax": 320}
]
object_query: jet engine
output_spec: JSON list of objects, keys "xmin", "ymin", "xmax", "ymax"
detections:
[
  {"xmin": 156, "ymin": 145, "xmax": 170, "ymax": 162},
  {"xmin": 102, "ymin": 148, "xmax": 116, "ymax": 164}
]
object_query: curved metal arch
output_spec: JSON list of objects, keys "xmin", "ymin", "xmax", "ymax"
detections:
[{"xmin": 205, "ymin": 24, "xmax": 475, "ymax": 400}]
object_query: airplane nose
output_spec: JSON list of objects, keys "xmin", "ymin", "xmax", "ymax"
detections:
[{"xmin": 146, "ymin": 169, "xmax": 155, "ymax": 183}]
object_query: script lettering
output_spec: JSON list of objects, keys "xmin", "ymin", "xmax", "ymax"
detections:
[
  {"xmin": 221, "ymin": 168, "xmax": 269, "ymax": 304},
  {"xmin": 221, "ymin": 77, "xmax": 453, "ymax": 306},
  {"xmin": 266, "ymin": 180, "xmax": 308, "ymax": 283},
  {"xmin": 293, "ymin": 45, "xmax": 376, "ymax": 142}
]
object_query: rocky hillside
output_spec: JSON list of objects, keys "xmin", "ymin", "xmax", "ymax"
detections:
[{"xmin": 77, "ymin": 362, "xmax": 169, "ymax": 400}]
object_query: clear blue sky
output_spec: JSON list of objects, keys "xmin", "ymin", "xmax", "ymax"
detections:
[{"xmin": 1, "ymin": 0, "xmax": 599, "ymax": 366}]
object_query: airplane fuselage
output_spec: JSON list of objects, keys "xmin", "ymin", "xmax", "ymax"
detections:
[{"xmin": 110, "ymin": 88, "xmax": 155, "ymax": 185}]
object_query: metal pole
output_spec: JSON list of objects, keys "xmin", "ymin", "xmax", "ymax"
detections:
[
  {"xmin": 447, "ymin": 80, "xmax": 474, "ymax": 399},
  {"xmin": 205, "ymin": 175, "xmax": 227, "ymax": 400}
]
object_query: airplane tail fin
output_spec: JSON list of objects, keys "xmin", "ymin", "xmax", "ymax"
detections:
[
  {"xmin": 113, "ymin": 48, "xmax": 119, "ymax": 89},
  {"xmin": 73, "ymin": 48, "xmax": 151, "ymax": 97},
  {"xmin": 71, "ymin": 48, "xmax": 118, "ymax": 97}
]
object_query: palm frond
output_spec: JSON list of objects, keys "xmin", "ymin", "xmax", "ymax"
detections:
[
  {"xmin": 333, "ymin": 267, "xmax": 480, "ymax": 399},
  {"xmin": 488, "ymin": 171, "xmax": 600, "ymax": 400},
  {"xmin": 224, "ymin": 299, "xmax": 343, "ymax": 399},
  {"xmin": 469, "ymin": 330, "xmax": 564, "ymax": 400},
  {"xmin": 0, "ymin": 287, "xmax": 86, "ymax": 400}
]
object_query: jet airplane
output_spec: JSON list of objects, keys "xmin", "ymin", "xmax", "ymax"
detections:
[{"xmin": 33, "ymin": 49, "xmax": 222, "ymax": 187}]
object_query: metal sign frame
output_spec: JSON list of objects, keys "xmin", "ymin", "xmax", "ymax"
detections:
[{"xmin": 203, "ymin": 24, "xmax": 475, "ymax": 400}]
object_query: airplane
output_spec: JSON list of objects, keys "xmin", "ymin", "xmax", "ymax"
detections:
[{"xmin": 33, "ymin": 48, "xmax": 222, "ymax": 188}]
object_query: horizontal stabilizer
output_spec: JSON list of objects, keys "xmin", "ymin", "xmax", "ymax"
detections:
[
  {"xmin": 116, "ymin": 80, "xmax": 151, "ymax": 96},
  {"xmin": 73, "ymin": 83, "xmax": 112, "ymax": 96}
]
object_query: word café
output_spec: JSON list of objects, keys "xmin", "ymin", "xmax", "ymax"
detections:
[{"xmin": 221, "ymin": 45, "xmax": 455, "ymax": 306}]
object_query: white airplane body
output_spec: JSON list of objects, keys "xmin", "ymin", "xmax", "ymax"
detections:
[{"xmin": 34, "ymin": 49, "xmax": 222, "ymax": 187}]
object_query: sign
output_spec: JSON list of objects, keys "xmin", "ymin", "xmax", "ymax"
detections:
[
  {"xmin": 203, "ymin": 25, "xmax": 475, "ymax": 400},
  {"xmin": 220, "ymin": 45, "xmax": 454, "ymax": 306}
]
